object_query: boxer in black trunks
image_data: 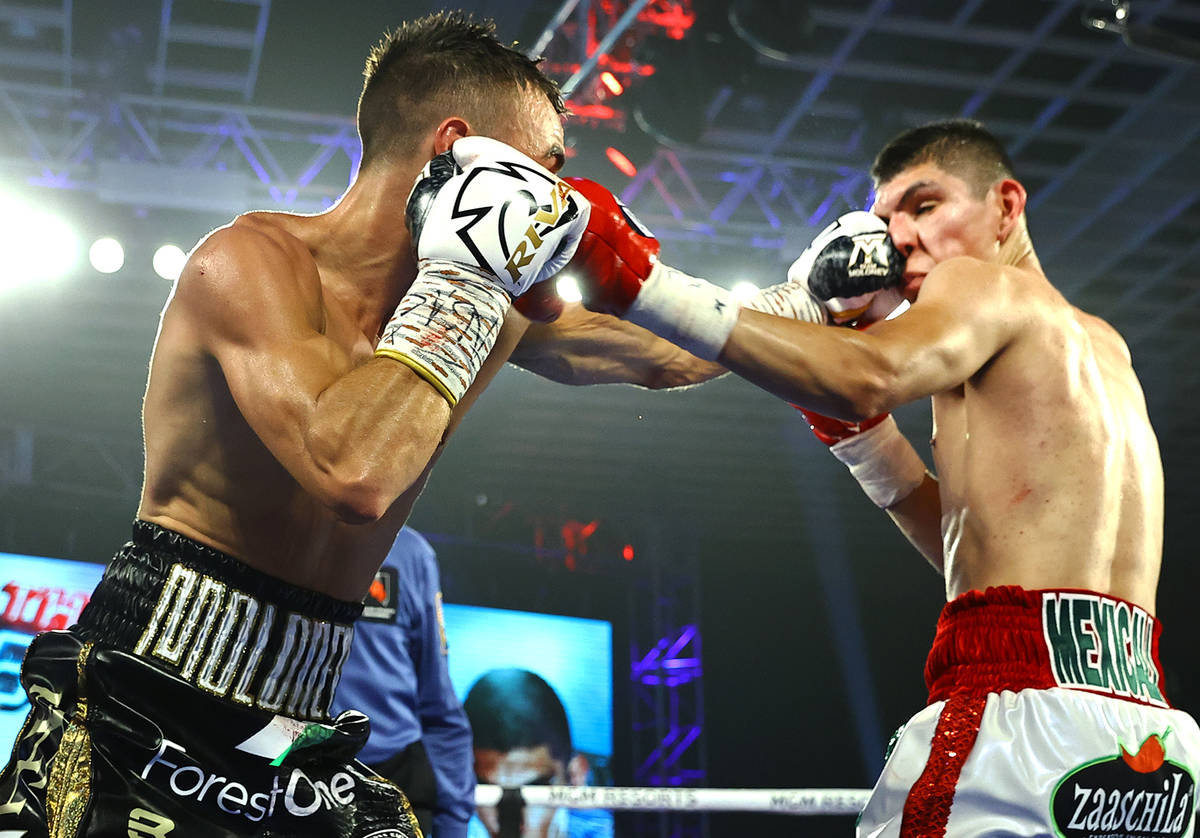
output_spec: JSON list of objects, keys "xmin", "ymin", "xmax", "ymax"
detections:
[{"xmin": 0, "ymin": 12, "xmax": 597, "ymax": 837}]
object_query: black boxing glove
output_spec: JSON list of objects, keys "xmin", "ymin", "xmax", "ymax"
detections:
[{"xmin": 783, "ymin": 211, "xmax": 906, "ymax": 325}]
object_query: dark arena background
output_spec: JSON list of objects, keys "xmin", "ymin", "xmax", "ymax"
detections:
[{"xmin": 1, "ymin": 1, "xmax": 1199, "ymax": 836}]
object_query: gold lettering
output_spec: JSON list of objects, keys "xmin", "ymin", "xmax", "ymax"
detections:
[
  {"xmin": 179, "ymin": 578, "xmax": 227, "ymax": 680},
  {"xmin": 257, "ymin": 613, "xmax": 309, "ymax": 713},
  {"xmin": 231, "ymin": 603, "xmax": 276, "ymax": 707},
  {"xmin": 285, "ymin": 619, "xmax": 330, "ymax": 717},
  {"xmin": 504, "ymin": 240, "xmax": 535, "ymax": 282},
  {"xmin": 135, "ymin": 565, "xmax": 195, "ymax": 657},
  {"xmin": 196, "ymin": 592, "xmax": 258, "ymax": 696},
  {"xmin": 148, "ymin": 566, "xmax": 201, "ymax": 664}
]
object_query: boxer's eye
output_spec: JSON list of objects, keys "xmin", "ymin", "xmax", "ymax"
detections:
[{"xmin": 916, "ymin": 202, "xmax": 937, "ymax": 215}]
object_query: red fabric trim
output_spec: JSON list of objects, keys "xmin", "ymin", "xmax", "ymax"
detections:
[
  {"xmin": 923, "ymin": 585, "xmax": 1170, "ymax": 707},
  {"xmin": 899, "ymin": 692, "xmax": 988, "ymax": 837}
]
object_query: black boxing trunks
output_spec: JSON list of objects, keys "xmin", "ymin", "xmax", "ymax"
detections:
[{"xmin": 0, "ymin": 520, "xmax": 421, "ymax": 838}]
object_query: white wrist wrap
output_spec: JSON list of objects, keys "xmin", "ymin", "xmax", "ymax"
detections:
[
  {"xmin": 625, "ymin": 263, "xmax": 739, "ymax": 360},
  {"xmin": 375, "ymin": 260, "xmax": 510, "ymax": 407},
  {"xmin": 743, "ymin": 278, "xmax": 827, "ymax": 324},
  {"xmin": 828, "ymin": 415, "xmax": 927, "ymax": 508}
]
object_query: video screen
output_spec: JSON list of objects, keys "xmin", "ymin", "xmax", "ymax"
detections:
[
  {"xmin": 444, "ymin": 603, "xmax": 614, "ymax": 838},
  {"xmin": 0, "ymin": 552, "xmax": 105, "ymax": 754}
]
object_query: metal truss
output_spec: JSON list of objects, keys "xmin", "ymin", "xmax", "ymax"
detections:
[
  {"xmin": 0, "ymin": 80, "xmax": 358, "ymax": 212},
  {"xmin": 628, "ymin": 535, "xmax": 707, "ymax": 838},
  {"xmin": 1, "ymin": 0, "xmax": 1193, "ymax": 294},
  {"xmin": 0, "ymin": 0, "xmax": 270, "ymax": 99},
  {"xmin": 515, "ymin": 0, "xmax": 1200, "ymax": 311}
]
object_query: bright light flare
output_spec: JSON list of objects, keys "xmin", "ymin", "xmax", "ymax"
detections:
[
  {"xmin": 0, "ymin": 195, "xmax": 80, "ymax": 291},
  {"xmin": 730, "ymin": 281, "xmax": 760, "ymax": 303},
  {"xmin": 153, "ymin": 244, "xmax": 187, "ymax": 281},
  {"xmin": 89, "ymin": 237, "xmax": 125, "ymax": 274},
  {"xmin": 555, "ymin": 275, "xmax": 583, "ymax": 303}
]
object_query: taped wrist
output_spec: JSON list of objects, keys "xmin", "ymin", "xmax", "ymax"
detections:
[
  {"xmin": 743, "ymin": 278, "xmax": 827, "ymax": 324},
  {"xmin": 828, "ymin": 415, "xmax": 927, "ymax": 508},
  {"xmin": 374, "ymin": 260, "xmax": 510, "ymax": 406},
  {"xmin": 625, "ymin": 263, "xmax": 739, "ymax": 360}
]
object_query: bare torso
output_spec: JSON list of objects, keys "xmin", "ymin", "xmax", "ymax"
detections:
[
  {"xmin": 138, "ymin": 212, "xmax": 429, "ymax": 601},
  {"xmin": 930, "ymin": 274, "xmax": 1163, "ymax": 612}
]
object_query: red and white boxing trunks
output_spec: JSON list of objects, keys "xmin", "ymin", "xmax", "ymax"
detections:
[{"xmin": 858, "ymin": 586, "xmax": 1200, "ymax": 837}]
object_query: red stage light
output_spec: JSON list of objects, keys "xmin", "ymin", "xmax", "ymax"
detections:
[
  {"xmin": 606, "ymin": 146, "xmax": 637, "ymax": 177},
  {"xmin": 623, "ymin": 544, "xmax": 635, "ymax": 561}
]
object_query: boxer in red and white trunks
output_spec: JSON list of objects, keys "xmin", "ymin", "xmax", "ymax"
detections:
[
  {"xmin": 548, "ymin": 118, "xmax": 1200, "ymax": 834},
  {"xmin": 859, "ymin": 586, "xmax": 1200, "ymax": 836}
]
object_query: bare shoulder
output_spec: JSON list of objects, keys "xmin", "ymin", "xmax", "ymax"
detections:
[
  {"xmin": 172, "ymin": 213, "xmax": 323, "ymax": 340},
  {"xmin": 184, "ymin": 213, "xmax": 313, "ymax": 295},
  {"xmin": 1073, "ymin": 306, "xmax": 1133, "ymax": 364},
  {"xmin": 922, "ymin": 256, "xmax": 1046, "ymax": 299}
]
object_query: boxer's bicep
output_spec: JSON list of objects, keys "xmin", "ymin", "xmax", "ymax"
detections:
[
  {"xmin": 176, "ymin": 227, "xmax": 345, "ymax": 451},
  {"xmin": 510, "ymin": 302, "xmax": 726, "ymax": 389},
  {"xmin": 176, "ymin": 228, "xmax": 449, "ymax": 521},
  {"xmin": 866, "ymin": 261, "xmax": 1024, "ymax": 405}
]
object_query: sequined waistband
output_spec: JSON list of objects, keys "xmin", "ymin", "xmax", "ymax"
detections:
[{"xmin": 924, "ymin": 586, "xmax": 1169, "ymax": 709}]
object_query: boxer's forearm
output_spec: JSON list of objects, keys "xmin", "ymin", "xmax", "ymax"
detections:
[
  {"xmin": 884, "ymin": 473, "xmax": 945, "ymax": 574},
  {"xmin": 719, "ymin": 308, "xmax": 895, "ymax": 419},
  {"xmin": 301, "ymin": 359, "xmax": 452, "ymax": 522},
  {"xmin": 511, "ymin": 303, "xmax": 726, "ymax": 389}
]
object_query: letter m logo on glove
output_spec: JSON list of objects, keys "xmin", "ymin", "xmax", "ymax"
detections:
[{"xmin": 848, "ymin": 233, "xmax": 893, "ymax": 279}]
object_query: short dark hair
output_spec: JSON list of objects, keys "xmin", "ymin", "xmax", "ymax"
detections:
[
  {"xmin": 357, "ymin": 11, "xmax": 565, "ymax": 168},
  {"xmin": 871, "ymin": 119, "xmax": 1016, "ymax": 197},
  {"xmin": 464, "ymin": 668, "xmax": 572, "ymax": 764}
]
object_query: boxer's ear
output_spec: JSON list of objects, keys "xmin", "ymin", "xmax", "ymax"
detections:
[
  {"xmin": 994, "ymin": 178, "xmax": 1026, "ymax": 244},
  {"xmin": 432, "ymin": 117, "xmax": 470, "ymax": 155}
]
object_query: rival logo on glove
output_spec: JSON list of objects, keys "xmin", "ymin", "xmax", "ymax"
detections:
[
  {"xmin": 448, "ymin": 160, "xmax": 583, "ymax": 285},
  {"xmin": 502, "ymin": 179, "xmax": 578, "ymax": 283}
]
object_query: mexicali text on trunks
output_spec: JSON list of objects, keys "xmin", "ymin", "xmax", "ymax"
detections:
[
  {"xmin": 134, "ymin": 563, "xmax": 353, "ymax": 720},
  {"xmin": 1042, "ymin": 592, "xmax": 1166, "ymax": 707}
]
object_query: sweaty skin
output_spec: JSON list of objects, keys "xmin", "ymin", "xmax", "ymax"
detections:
[
  {"xmin": 719, "ymin": 161, "xmax": 1162, "ymax": 612},
  {"xmin": 138, "ymin": 86, "xmax": 575, "ymax": 601}
]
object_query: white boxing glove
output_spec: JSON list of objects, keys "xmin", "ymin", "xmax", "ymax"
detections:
[
  {"xmin": 406, "ymin": 135, "xmax": 589, "ymax": 296},
  {"xmin": 376, "ymin": 137, "xmax": 591, "ymax": 406}
]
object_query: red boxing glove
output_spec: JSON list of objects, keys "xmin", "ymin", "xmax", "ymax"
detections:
[
  {"xmin": 513, "ymin": 280, "xmax": 564, "ymax": 323},
  {"xmin": 794, "ymin": 406, "xmax": 889, "ymax": 446},
  {"xmin": 559, "ymin": 177, "xmax": 661, "ymax": 317},
  {"xmin": 555, "ymin": 177, "xmax": 741, "ymax": 359}
]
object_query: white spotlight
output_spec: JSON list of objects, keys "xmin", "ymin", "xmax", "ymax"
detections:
[
  {"xmin": 730, "ymin": 281, "xmax": 759, "ymax": 303},
  {"xmin": 152, "ymin": 244, "xmax": 187, "ymax": 281},
  {"xmin": 555, "ymin": 274, "xmax": 583, "ymax": 303},
  {"xmin": 89, "ymin": 237, "xmax": 125, "ymax": 274},
  {"xmin": 0, "ymin": 197, "xmax": 80, "ymax": 290}
]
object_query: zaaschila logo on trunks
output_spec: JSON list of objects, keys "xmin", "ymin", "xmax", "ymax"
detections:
[{"xmin": 1051, "ymin": 732, "xmax": 1196, "ymax": 837}]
